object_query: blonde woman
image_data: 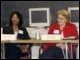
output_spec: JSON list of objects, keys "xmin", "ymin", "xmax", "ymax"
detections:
[{"xmin": 40, "ymin": 9, "xmax": 78, "ymax": 59}]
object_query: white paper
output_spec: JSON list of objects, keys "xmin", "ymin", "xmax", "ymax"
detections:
[
  {"xmin": 41, "ymin": 34, "xmax": 62, "ymax": 40},
  {"xmin": 1, "ymin": 34, "xmax": 17, "ymax": 41}
]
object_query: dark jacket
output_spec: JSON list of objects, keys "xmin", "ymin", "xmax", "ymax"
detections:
[
  {"xmin": 3, "ymin": 26, "xmax": 31, "ymax": 59},
  {"xmin": 3, "ymin": 26, "xmax": 30, "ymax": 39}
]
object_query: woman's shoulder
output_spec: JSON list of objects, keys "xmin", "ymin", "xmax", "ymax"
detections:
[
  {"xmin": 3, "ymin": 25, "xmax": 11, "ymax": 28},
  {"xmin": 19, "ymin": 26, "xmax": 26, "ymax": 29},
  {"xmin": 67, "ymin": 22, "xmax": 76, "ymax": 27},
  {"xmin": 3, "ymin": 25, "xmax": 12, "ymax": 30},
  {"xmin": 3, "ymin": 25, "xmax": 13, "ymax": 34},
  {"xmin": 19, "ymin": 27, "xmax": 27, "ymax": 31}
]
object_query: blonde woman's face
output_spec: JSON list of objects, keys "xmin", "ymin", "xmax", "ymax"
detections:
[{"xmin": 57, "ymin": 15, "xmax": 67, "ymax": 25}]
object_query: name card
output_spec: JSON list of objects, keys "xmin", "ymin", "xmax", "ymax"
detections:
[
  {"xmin": 1, "ymin": 34, "xmax": 17, "ymax": 41},
  {"xmin": 41, "ymin": 34, "xmax": 62, "ymax": 40}
]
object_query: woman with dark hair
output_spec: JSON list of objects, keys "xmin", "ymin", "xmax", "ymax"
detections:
[
  {"xmin": 10, "ymin": 11, "xmax": 23, "ymax": 27},
  {"xmin": 3, "ymin": 11, "xmax": 31, "ymax": 59}
]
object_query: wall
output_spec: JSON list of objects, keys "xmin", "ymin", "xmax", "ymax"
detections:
[{"xmin": 1, "ymin": 1, "xmax": 79, "ymax": 27}]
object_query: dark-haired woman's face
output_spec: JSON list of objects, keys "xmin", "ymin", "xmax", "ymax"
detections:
[{"xmin": 11, "ymin": 14, "xmax": 19, "ymax": 26}]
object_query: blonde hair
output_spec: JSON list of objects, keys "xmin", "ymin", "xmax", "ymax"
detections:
[{"xmin": 57, "ymin": 9, "xmax": 70, "ymax": 20}]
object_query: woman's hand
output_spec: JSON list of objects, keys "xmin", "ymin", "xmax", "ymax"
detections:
[{"xmin": 17, "ymin": 44, "xmax": 30, "ymax": 53}]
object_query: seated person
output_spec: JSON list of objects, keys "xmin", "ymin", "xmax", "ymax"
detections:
[
  {"xmin": 40, "ymin": 9, "xmax": 78, "ymax": 59},
  {"xmin": 3, "ymin": 11, "xmax": 32, "ymax": 59}
]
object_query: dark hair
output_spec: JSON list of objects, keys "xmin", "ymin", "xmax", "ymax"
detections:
[{"xmin": 10, "ymin": 11, "xmax": 23, "ymax": 27}]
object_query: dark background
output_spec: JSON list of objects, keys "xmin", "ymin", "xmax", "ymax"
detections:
[{"xmin": 1, "ymin": 1, "xmax": 79, "ymax": 27}]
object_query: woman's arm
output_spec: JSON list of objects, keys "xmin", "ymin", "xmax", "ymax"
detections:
[
  {"xmin": 62, "ymin": 36, "xmax": 77, "ymax": 40},
  {"xmin": 63, "ymin": 24, "xmax": 78, "ymax": 40},
  {"xmin": 69, "ymin": 24, "xmax": 78, "ymax": 39},
  {"xmin": 17, "ymin": 27, "xmax": 31, "ymax": 39},
  {"xmin": 23, "ymin": 28, "xmax": 31, "ymax": 39},
  {"xmin": 17, "ymin": 27, "xmax": 32, "ymax": 54}
]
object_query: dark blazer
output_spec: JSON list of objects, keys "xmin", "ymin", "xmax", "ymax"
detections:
[
  {"xmin": 3, "ymin": 26, "xmax": 31, "ymax": 59},
  {"xmin": 3, "ymin": 26, "xmax": 30, "ymax": 39}
]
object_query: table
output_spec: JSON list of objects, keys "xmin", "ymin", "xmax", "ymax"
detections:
[{"xmin": 1, "ymin": 39, "xmax": 79, "ymax": 59}]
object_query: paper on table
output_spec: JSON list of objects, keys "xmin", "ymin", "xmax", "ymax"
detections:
[
  {"xmin": 1, "ymin": 34, "xmax": 17, "ymax": 41},
  {"xmin": 41, "ymin": 34, "xmax": 62, "ymax": 40}
]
